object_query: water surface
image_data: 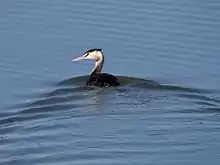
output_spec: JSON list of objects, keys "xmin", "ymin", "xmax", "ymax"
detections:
[{"xmin": 1, "ymin": 0, "xmax": 220, "ymax": 164}]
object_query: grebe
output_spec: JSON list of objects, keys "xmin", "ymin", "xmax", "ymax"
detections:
[{"xmin": 72, "ymin": 48, "xmax": 120, "ymax": 87}]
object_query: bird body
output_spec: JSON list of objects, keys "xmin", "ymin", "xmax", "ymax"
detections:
[{"xmin": 86, "ymin": 73, "xmax": 120, "ymax": 87}]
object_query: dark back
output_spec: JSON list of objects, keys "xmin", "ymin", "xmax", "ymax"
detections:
[{"xmin": 86, "ymin": 73, "xmax": 119, "ymax": 87}]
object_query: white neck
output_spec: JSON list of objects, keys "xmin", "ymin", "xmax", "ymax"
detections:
[{"xmin": 91, "ymin": 51, "xmax": 104, "ymax": 75}]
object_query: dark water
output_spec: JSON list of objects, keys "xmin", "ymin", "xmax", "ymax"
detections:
[{"xmin": 1, "ymin": 0, "xmax": 220, "ymax": 164}]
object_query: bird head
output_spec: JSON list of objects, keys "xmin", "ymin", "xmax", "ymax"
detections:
[{"xmin": 72, "ymin": 48, "xmax": 103, "ymax": 62}]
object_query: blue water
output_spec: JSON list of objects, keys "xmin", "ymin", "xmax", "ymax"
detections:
[{"xmin": 1, "ymin": 0, "xmax": 220, "ymax": 164}]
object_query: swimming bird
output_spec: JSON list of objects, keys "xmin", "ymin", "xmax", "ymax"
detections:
[{"xmin": 72, "ymin": 48, "xmax": 120, "ymax": 87}]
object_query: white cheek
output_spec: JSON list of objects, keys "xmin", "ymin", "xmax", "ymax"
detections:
[{"xmin": 88, "ymin": 54, "xmax": 96, "ymax": 60}]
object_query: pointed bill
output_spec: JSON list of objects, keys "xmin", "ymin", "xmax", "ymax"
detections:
[{"xmin": 72, "ymin": 56, "xmax": 85, "ymax": 61}]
